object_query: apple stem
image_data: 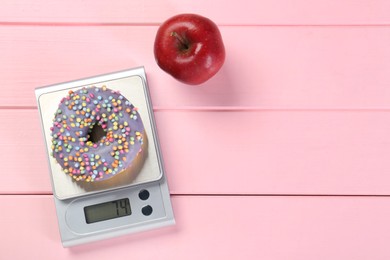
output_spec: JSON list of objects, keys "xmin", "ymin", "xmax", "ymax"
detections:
[{"xmin": 171, "ymin": 31, "xmax": 189, "ymax": 50}]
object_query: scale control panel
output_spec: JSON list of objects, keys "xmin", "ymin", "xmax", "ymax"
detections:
[{"xmin": 55, "ymin": 178, "xmax": 174, "ymax": 247}]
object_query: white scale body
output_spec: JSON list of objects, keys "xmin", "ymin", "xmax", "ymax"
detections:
[{"xmin": 35, "ymin": 67, "xmax": 175, "ymax": 247}]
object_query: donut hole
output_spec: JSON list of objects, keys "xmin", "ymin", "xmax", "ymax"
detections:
[{"xmin": 87, "ymin": 123, "xmax": 107, "ymax": 144}]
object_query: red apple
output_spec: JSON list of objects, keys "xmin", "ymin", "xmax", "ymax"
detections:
[{"xmin": 154, "ymin": 13, "xmax": 225, "ymax": 85}]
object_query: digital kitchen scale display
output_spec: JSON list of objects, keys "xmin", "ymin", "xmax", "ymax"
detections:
[{"xmin": 35, "ymin": 67, "xmax": 175, "ymax": 247}]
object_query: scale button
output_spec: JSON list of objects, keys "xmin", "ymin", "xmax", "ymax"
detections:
[
  {"xmin": 142, "ymin": 205, "xmax": 153, "ymax": 216},
  {"xmin": 138, "ymin": 189, "xmax": 150, "ymax": 200}
]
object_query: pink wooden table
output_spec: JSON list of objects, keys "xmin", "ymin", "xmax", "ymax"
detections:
[{"xmin": 1, "ymin": 1, "xmax": 390, "ymax": 259}]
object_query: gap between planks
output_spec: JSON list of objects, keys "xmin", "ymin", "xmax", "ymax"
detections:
[
  {"xmin": 1, "ymin": 22, "xmax": 390, "ymax": 27},
  {"xmin": 2, "ymin": 193, "xmax": 390, "ymax": 197},
  {"xmin": 2, "ymin": 106, "xmax": 390, "ymax": 112}
]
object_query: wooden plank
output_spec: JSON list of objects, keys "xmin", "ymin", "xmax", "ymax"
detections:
[
  {"xmin": 1, "ymin": 0, "xmax": 390, "ymax": 25},
  {"xmin": 1, "ymin": 195, "xmax": 390, "ymax": 259},
  {"xmin": 0, "ymin": 26, "xmax": 389, "ymax": 109},
  {"xmin": 1, "ymin": 109, "xmax": 389, "ymax": 195}
]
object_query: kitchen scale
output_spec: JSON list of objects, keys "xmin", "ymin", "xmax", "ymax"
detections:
[{"xmin": 35, "ymin": 67, "xmax": 175, "ymax": 247}]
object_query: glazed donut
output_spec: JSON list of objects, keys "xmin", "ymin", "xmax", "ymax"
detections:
[{"xmin": 50, "ymin": 86, "xmax": 146, "ymax": 182}]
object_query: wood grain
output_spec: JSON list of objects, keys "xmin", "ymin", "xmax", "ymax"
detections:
[
  {"xmin": 1, "ymin": 109, "xmax": 389, "ymax": 195},
  {"xmin": 1, "ymin": 195, "xmax": 390, "ymax": 259},
  {"xmin": 0, "ymin": 26, "xmax": 389, "ymax": 109},
  {"xmin": 1, "ymin": 0, "xmax": 389, "ymax": 25},
  {"xmin": 1, "ymin": 0, "xmax": 390, "ymax": 257}
]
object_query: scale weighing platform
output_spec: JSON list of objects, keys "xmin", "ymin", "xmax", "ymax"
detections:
[{"xmin": 35, "ymin": 67, "xmax": 175, "ymax": 247}]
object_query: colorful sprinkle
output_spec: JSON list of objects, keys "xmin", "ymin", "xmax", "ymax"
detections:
[{"xmin": 50, "ymin": 86, "xmax": 146, "ymax": 182}]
